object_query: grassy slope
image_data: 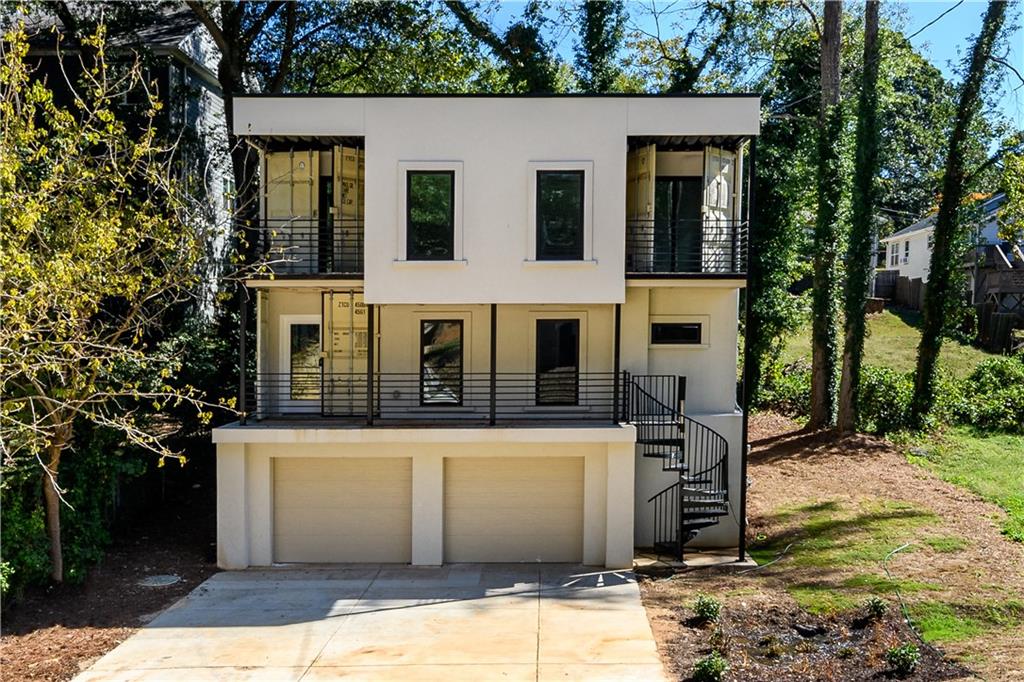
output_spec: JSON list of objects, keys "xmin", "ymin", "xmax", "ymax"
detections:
[
  {"xmin": 779, "ymin": 309, "xmax": 992, "ymax": 378},
  {"xmin": 909, "ymin": 428, "xmax": 1024, "ymax": 543}
]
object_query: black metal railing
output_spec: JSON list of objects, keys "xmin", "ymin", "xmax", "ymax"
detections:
[
  {"xmin": 247, "ymin": 219, "xmax": 364, "ymax": 275},
  {"xmin": 244, "ymin": 371, "xmax": 628, "ymax": 424},
  {"xmin": 625, "ymin": 218, "xmax": 748, "ymax": 275},
  {"xmin": 629, "ymin": 375, "xmax": 729, "ymax": 560}
]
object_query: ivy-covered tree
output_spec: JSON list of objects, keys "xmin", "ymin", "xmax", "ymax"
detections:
[
  {"xmin": 809, "ymin": 0, "xmax": 845, "ymax": 429},
  {"xmin": 912, "ymin": 0, "xmax": 1009, "ymax": 428},
  {"xmin": 0, "ymin": 26, "xmax": 218, "ymax": 582},
  {"xmin": 444, "ymin": 0, "xmax": 558, "ymax": 92},
  {"xmin": 838, "ymin": 0, "xmax": 881, "ymax": 433},
  {"xmin": 575, "ymin": 0, "xmax": 626, "ymax": 93}
]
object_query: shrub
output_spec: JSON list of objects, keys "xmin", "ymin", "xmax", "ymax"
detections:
[
  {"xmin": 950, "ymin": 356, "xmax": 1024, "ymax": 434},
  {"xmin": 755, "ymin": 360, "xmax": 811, "ymax": 416},
  {"xmin": 863, "ymin": 595, "xmax": 888, "ymax": 619},
  {"xmin": 692, "ymin": 651, "xmax": 729, "ymax": 682},
  {"xmin": 692, "ymin": 594, "xmax": 723, "ymax": 623},
  {"xmin": 856, "ymin": 366, "xmax": 915, "ymax": 434},
  {"xmin": 885, "ymin": 643, "xmax": 921, "ymax": 677},
  {"xmin": 0, "ymin": 425, "xmax": 146, "ymax": 601}
]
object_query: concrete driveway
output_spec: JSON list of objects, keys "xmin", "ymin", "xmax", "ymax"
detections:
[{"xmin": 75, "ymin": 564, "xmax": 667, "ymax": 681}]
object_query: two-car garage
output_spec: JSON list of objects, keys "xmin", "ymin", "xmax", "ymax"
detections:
[
  {"xmin": 272, "ymin": 456, "xmax": 584, "ymax": 565},
  {"xmin": 214, "ymin": 429, "xmax": 636, "ymax": 570}
]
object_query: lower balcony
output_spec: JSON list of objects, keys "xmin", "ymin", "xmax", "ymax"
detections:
[{"xmin": 243, "ymin": 372, "xmax": 627, "ymax": 426}]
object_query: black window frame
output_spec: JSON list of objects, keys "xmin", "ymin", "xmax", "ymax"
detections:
[
  {"xmin": 650, "ymin": 322, "xmax": 703, "ymax": 346},
  {"xmin": 535, "ymin": 170, "xmax": 585, "ymax": 261},
  {"xmin": 406, "ymin": 170, "xmax": 456, "ymax": 261},
  {"xmin": 419, "ymin": 319, "xmax": 464, "ymax": 406},
  {"xmin": 535, "ymin": 318, "xmax": 581, "ymax": 406}
]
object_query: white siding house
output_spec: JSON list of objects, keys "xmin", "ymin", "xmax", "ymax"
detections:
[
  {"xmin": 879, "ymin": 194, "xmax": 1005, "ymax": 284},
  {"xmin": 214, "ymin": 95, "xmax": 760, "ymax": 569}
]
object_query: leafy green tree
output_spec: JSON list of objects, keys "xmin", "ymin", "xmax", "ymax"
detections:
[
  {"xmin": 912, "ymin": 0, "xmax": 1009, "ymax": 428},
  {"xmin": 999, "ymin": 152, "xmax": 1024, "ymax": 246},
  {"xmin": 0, "ymin": 25, "xmax": 218, "ymax": 582},
  {"xmin": 444, "ymin": 0, "xmax": 558, "ymax": 92},
  {"xmin": 838, "ymin": 0, "xmax": 881, "ymax": 433},
  {"xmin": 575, "ymin": 0, "xmax": 626, "ymax": 93},
  {"xmin": 809, "ymin": 0, "xmax": 845, "ymax": 429}
]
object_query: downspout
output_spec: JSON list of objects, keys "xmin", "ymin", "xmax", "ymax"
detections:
[{"xmin": 737, "ymin": 139, "xmax": 757, "ymax": 563}]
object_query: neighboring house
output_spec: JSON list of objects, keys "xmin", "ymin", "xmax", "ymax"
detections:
[
  {"xmin": 878, "ymin": 193, "xmax": 1005, "ymax": 284},
  {"xmin": 20, "ymin": 5, "xmax": 231, "ymax": 315},
  {"xmin": 213, "ymin": 95, "xmax": 759, "ymax": 569}
]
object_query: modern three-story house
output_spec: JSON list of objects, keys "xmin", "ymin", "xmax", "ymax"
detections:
[{"xmin": 213, "ymin": 94, "xmax": 759, "ymax": 570}]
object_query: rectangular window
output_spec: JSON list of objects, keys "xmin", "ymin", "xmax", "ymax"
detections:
[
  {"xmin": 289, "ymin": 323, "xmax": 321, "ymax": 400},
  {"xmin": 890, "ymin": 243, "xmax": 899, "ymax": 267},
  {"xmin": 420, "ymin": 320, "xmax": 463, "ymax": 405},
  {"xmin": 535, "ymin": 319, "xmax": 580, "ymax": 405},
  {"xmin": 536, "ymin": 170, "xmax": 584, "ymax": 260},
  {"xmin": 407, "ymin": 171, "xmax": 455, "ymax": 260},
  {"xmin": 651, "ymin": 322, "xmax": 702, "ymax": 345},
  {"xmin": 904, "ymin": 241, "xmax": 910, "ymax": 260}
]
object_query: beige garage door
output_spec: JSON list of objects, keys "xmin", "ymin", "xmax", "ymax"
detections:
[
  {"xmin": 444, "ymin": 457, "xmax": 584, "ymax": 563},
  {"xmin": 274, "ymin": 457, "xmax": 412, "ymax": 563}
]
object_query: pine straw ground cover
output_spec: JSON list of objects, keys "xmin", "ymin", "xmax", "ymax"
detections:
[{"xmin": 640, "ymin": 413, "xmax": 1024, "ymax": 681}]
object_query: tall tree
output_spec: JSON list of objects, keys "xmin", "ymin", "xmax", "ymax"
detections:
[
  {"xmin": 0, "ymin": 26, "xmax": 215, "ymax": 581},
  {"xmin": 444, "ymin": 1, "xmax": 557, "ymax": 92},
  {"xmin": 575, "ymin": 0, "xmax": 626, "ymax": 92},
  {"xmin": 838, "ymin": 0, "xmax": 881, "ymax": 433},
  {"xmin": 911, "ymin": 0, "xmax": 1008, "ymax": 427},
  {"xmin": 808, "ymin": 0, "xmax": 844, "ymax": 428}
]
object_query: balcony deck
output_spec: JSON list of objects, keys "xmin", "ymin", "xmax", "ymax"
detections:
[{"xmin": 242, "ymin": 372, "xmax": 628, "ymax": 426}]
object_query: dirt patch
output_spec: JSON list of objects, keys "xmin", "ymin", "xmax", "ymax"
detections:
[
  {"xmin": 0, "ymin": 486, "xmax": 217, "ymax": 681},
  {"xmin": 645, "ymin": 583, "xmax": 968, "ymax": 681},
  {"xmin": 641, "ymin": 413, "xmax": 1024, "ymax": 680}
]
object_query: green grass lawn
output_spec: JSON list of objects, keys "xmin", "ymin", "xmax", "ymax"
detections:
[
  {"xmin": 908, "ymin": 428, "xmax": 1024, "ymax": 543},
  {"xmin": 779, "ymin": 309, "xmax": 993, "ymax": 378}
]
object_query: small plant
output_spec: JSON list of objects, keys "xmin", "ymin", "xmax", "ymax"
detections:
[
  {"xmin": 692, "ymin": 651, "xmax": 728, "ymax": 682},
  {"xmin": 885, "ymin": 643, "xmax": 921, "ymax": 677},
  {"xmin": 864, "ymin": 595, "xmax": 889, "ymax": 619},
  {"xmin": 757, "ymin": 634, "xmax": 785, "ymax": 658},
  {"xmin": 692, "ymin": 594, "xmax": 723, "ymax": 623},
  {"xmin": 836, "ymin": 646, "xmax": 856, "ymax": 659},
  {"xmin": 708, "ymin": 626, "xmax": 730, "ymax": 652}
]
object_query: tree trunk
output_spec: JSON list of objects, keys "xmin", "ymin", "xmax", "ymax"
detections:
[
  {"xmin": 838, "ymin": 0, "xmax": 881, "ymax": 433},
  {"xmin": 809, "ymin": 0, "xmax": 844, "ymax": 429},
  {"xmin": 42, "ymin": 435, "xmax": 66, "ymax": 583},
  {"xmin": 912, "ymin": 0, "xmax": 1007, "ymax": 427}
]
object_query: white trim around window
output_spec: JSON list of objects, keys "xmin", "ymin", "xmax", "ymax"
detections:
[
  {"xmin": 525, "ymin": 161, "xmax": 595, "ymax": 264},
  {"xmin": 647, "ymin": 314, "xmax": 710, "ymax": 349},
  {"xmin": 396, "ymin": 160, "xmax": 465, "ymax": 264}
]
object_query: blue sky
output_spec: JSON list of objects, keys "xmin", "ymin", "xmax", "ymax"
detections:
[{"xmin": 490, "ymin": 1, "xmax": 1023, "ymax": 125}]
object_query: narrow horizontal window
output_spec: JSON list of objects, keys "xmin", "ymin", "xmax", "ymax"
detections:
[
  {"xmin": 407, "ymin": 171, "xmax": 455, "ymax": 260},
  {"xmin": 650, "ymin": 322, "xmax": 702, "ymax": 345},
  {"xmin": 536, "ymin": 170, "xmax": 584, "ymax": 260}
]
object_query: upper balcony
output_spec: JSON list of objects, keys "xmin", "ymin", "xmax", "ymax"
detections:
[{"xmin": 253, "ymin": 218, "xmax": 363, "ymax": 277}]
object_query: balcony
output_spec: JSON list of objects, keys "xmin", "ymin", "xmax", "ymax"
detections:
[
  {"xmin": 243, "ymin": 372, "xmax": 628, "ymax": 426},
  {"xmin": 625, "ymin": 218, "xmax": 748, "ymax": 277},
  {"xmin": 250, "ymin": 219, "xmax": 363, "ymax": 277}
]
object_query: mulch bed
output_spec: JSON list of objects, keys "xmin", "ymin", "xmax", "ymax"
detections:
[
  {"xmin": 658, "ymin": 593, "xmax": 969, "ymax": 681},
  {"xmin": 1, "ymin": 479, "xmax": 218, "ymax": 681}
]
